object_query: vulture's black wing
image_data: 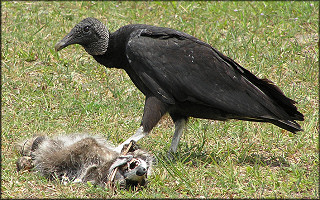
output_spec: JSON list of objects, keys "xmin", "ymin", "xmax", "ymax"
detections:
[{"xmin": 125, "ymin": 26, "xmax": 303, "ymax": 123}]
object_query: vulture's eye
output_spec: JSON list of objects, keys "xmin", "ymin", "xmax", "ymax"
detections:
[{"xmin": 83, "ymin": 26, "xmax": 90, "ymax": 32}]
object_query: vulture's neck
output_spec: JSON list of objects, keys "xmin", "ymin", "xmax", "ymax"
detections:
[{"xmin": 93, "ymin": 30, "xmax": 130, "ymax": 70}]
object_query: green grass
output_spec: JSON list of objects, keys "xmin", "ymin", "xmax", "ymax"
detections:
[{"xmin": 1, "ymin": 1, "xmax": 318, "ymax": 198}]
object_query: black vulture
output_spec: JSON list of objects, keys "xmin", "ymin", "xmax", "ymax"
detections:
[{"xmin": 55, "ymin": 18, "xmax": 304, "ymax": 154}]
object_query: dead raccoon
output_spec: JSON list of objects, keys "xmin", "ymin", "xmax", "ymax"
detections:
[{"xmin": 16, "ymin": 134, "xmax": 154, "ymax": 189}]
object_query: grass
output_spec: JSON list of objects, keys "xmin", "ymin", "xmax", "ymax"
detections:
[{"xmin": 1, "ymin": 1, "xmax": 318, "ymax": 199}]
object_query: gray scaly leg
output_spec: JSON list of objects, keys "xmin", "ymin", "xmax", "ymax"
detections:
[{"xmin": 169, "ymin": 118, "xmax": 187, "ymax": 154}]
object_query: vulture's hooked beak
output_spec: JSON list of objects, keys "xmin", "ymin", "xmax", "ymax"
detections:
[{"xmin": 54, "ymin": 32, "xmax": 74, "ymax": 52}]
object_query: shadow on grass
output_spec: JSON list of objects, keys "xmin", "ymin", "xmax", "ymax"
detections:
[
  {"xmin": 237, "ymin": 153, "xmax": 290, "ymax": 167},
  {"xmin": 157, "ymin": 144, "xmax": 290, "ymax": 168}
]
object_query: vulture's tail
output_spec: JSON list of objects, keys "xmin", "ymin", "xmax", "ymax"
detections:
[{"xmin": 269, "ymin": 119, "xmax": 303, "ymax": 134}]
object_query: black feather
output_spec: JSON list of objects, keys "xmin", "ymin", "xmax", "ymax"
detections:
[{"xmin": 56, "ymin": 18, "xmax": 304, "ymax": 135}]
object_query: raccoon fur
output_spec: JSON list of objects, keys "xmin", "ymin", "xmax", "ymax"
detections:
[{"xmin": 16, "ymin": 133, "xmax": 154, "ymax": 189}]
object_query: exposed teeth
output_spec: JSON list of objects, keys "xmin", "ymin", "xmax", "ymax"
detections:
[{"xmin": 128, "ymin": 158, "xmax": 141, "ymax": 170}]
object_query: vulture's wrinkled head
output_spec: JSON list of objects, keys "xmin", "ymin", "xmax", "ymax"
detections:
[{"xmin": 55, "ymin": 18, "xmax": 109, "ymax": 55}]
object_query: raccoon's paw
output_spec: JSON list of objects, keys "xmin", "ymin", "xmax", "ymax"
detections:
[
  {"xmin": 15, "ymin": 139, "xmax": 34, "ymax": 156},
  {"xmin": 15, "ymin": 136, "xmax": 46, "ymax": 156},
  {"xmin": 121, "ymin": 140, "xmax": 140, "ymax": 154},
  {"xmin": 16, "ymin": 156, "xmax": 33, "ymax": 172}
]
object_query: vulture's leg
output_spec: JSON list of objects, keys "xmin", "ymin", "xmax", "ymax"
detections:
[
  {"xmin": 114, "ymin": 96, "xmax": 167, "ymax": 153},
  {"xmin": 168, "ymin": 117, "xmax": 187, "ymax": 154}
]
